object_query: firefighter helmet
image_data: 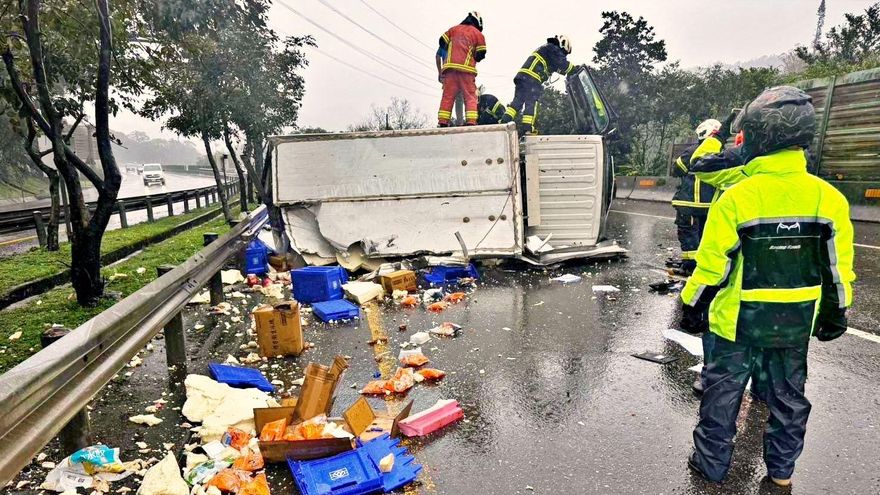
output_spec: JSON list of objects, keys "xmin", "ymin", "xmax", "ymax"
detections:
[
  {"xmin": 732, "ymin": 86, "xmax": 816, "ymax": 160},
  {"xmin": 695, "ymin": 119, "xmax": 721, "ymax": 141},
  {"xmin": 465, "ymin": 11, "xmax": 483, "ymax": 31},
  {"xmin": 554, "ymin": 35, "xmax": 572, "ymax": 54}
]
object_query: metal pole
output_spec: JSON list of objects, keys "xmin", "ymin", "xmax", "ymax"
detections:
[
  {"xmin": 157, "ymin": 265, "xmax": 187, "ymax": 377},
  {"xmin": 146, "ymin": 197, "xmax": 154, "ymax": 223},
  {"xmin": 814, "ymin": 75, "xmax": 837, "ymax": 177},
  {"xmin": 33, "ymin": 212, "xmax": 47, "ymax": 248},
  {"xmin": 195, "ymin": 190, "xmax": 202, "ymax": 209},
  {"xmin": 204, "ymin": 233, "xmax": 223, "ymax": 305},
  {"xmin": 41, "ymin": 326, "xmax": 90, "ymax": 453},
  {"xmin": 183, "ymin": 192, "xmax": 190, "ymax": 213},
  {"xmin": 117, "ymin": 201, "xmax": 128, "ymax": 229},
  {"xmin": 166, "ymin": 195, "xmax": 174, "ymax": 217}
]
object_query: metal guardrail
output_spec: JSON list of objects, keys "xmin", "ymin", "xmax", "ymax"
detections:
[
  {"xmin": 0, "ymin": 181, "xmax": 241, "ymax": 235},
  {"xmin": 0, "ymin": 205, "xmax": 268, "ymax": 485}
]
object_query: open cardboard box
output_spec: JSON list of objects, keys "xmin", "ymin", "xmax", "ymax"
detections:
[{"xmin": 254, "ymin": 397, "xmax": 413, "ymax": 462}]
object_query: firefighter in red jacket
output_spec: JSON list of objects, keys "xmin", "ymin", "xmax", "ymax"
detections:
[{"xmin": 437, "ymin": 12, "xmax": 486, "ymax": 127}]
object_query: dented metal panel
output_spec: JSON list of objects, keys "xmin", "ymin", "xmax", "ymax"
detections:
[
  {"xmin": 271, "ymin": 124, "xmax": 522, "ymax": 260},
  {"xmin": 523, "ymin": 135, "xmax": 604, "ymax": 248}
]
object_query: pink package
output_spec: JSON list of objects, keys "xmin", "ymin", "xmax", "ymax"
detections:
[{"xmin": 398, "ymin": 399, "xmax": 464, "ymax": 437}]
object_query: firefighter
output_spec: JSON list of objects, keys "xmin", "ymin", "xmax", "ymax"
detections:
[
  {"xmin": 437, "ymin": 11, "xmax": 486, "ymax": 127},
  {"xmin": 477, "ymin": 93, "xmax": 506, "ymax": 125},
  {"xmin": 669, "ymin": 119, "xmax": 723, "ymax": 276},
  {"xmin": 500, "ymin": 35, "xmax": 574, "ymax": 135},
  {"xmin": 680, "ymin": 86, "xmax": 855, "ymax": 486}
]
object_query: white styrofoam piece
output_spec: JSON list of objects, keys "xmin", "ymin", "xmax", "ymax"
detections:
[{"xmin": 663, "ymin": 329, "xmax": 704, "ymax": 357}]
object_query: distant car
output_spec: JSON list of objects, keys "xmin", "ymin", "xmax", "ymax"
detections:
[
  {"xmin": 137, "ymin": 165, "xmax": 143, "ymax": 175},
  {"xmin": 142, "ymin": 163, "xmax": 165, "ymax": 186}
]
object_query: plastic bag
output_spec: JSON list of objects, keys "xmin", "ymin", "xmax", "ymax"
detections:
[
  {"xmin": 184, "ymin": 460, "xmax": 230, "ymax": 486},
  {"xmin": 400, "ymin": 353, "xmax": 429, "ymax": 367},
  {"xmin": 400, "ymin": 296, "xmax": 418, "ymax": 307},
  {"xmin": 444, "ymin": 292, "xmax": 466, "ymax": 303},
  {"xmin": 360, "ymin": 380, "xmax": 389, "ymax": 395},
  {"xmin": 223, "ymin": 428, "xmax": 253, "ymax": 450},
  {"xmin": 426, "ymin": 302, "xmax": 447, "ymax": 313},
  {"xmin": 385, "ymin": 367, "xmax": 415, "ymax": 393},
  {"xmin": 416, "ymin": 368, "xmax": 446, "ymax": 381},
  {"xmin": 258, "ymin": 418, "xmax": 287, "ymax": 442},
  {"xmin": 238, "ymin": 473, "xmax": 270, "ymax": 495},
  {"xmin": 298, "ymin": 414, "xmax": 329, "ymax": 440},
  {"xmin": 231, "ymin": 450, "xmax": 264, "ymax": 472},
  {"xmin": 69, "ymin": 446, "xmax": 126, "ymax": 475},
  {"xmin": 205, "ymin": 469, "xmax": 252, "ymax": 493},
  {"xmin": 281, "ymin": 425, "xmax": 305, "ymax": 441}
]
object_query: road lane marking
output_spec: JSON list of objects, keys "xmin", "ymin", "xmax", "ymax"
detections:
[
  {"xmin": 0, "ymin": 235, "xmax": 37, "ymax": 247},
  {"xmin": 612, "ymin": 210, "xmax": 880, "ymax": 250},
  {"xmin": 846, "ymin": 327, "xmax": 880, "ymax": 343}
]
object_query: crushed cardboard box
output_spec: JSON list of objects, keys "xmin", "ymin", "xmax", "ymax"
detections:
[{"xmin": 252, "ymin": 302, "xmax": 305, "ymax": 357}]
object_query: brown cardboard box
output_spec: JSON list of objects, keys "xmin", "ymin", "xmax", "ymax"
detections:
[
  {"xmin": 254, "ymin": 396, "xmax": 412, "ymax": 462},
  {"xmin": 252, "ymin": 302, "xmax": 304, "ymax": 357},
  {"xmin": 342, "ymin": 397, "xmax": 413, "ymax": 442},
  {"xmin": 253, "ymin": 406, "xmax": 353, "ymax": 462},
  {"xmin": 293, "ymin": 356, "xmax": 349, "ymax": 421},
  {"xmin": 379, "ymin": 270, "xmax": 417, "ymax": 294}
]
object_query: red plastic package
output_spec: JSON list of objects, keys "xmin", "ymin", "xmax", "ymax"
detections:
[
  {"xmin": 400, "ymin": 296, "xmax": 418, "ymax": 307},
  {"xmin": 384, "ymin": 367, "xmax": 415, "ymax": 393},
  {"xmin": 400, "ymin": 353, "xmax": 429, "ymax": 367},
  {"xmin": 239, "ymin": 473, "xmax": 270, "ymax": 495},
  {"xmin": 231, "ymin": 450, "xmax": 264, "ymax": 472},
  {"xmin": 206, "ymin": 469, "xmax": 252, "ymax": 493},
  {"xmin": 427, "ymin": 302, "xmax": 447, "ymax": 313},
  {"xmin": 259, "ymin": 418, "xmax": 287, "ymax": 442},
  {"xmin": 361, "ymin": 380, "xmax": 389, "ymax": 395},
  {"xmin": 224, "ymin": 428, "xmax": 253, "ymax": 450},
  {"xmin": 444, "ymin": 292, "xmax": 466, "ymax": 303},
  {"xmin": 416, "ymin": 368, "xmax": 446, "ymax": 380}
]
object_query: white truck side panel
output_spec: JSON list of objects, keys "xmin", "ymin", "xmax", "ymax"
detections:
[
  {"xmin": 523, "ymin": 135, "xmax": 604, "ymax": 247},
  {"xmin": 270, "ymin": 125, "xmax": 522, "ymax": 260}
]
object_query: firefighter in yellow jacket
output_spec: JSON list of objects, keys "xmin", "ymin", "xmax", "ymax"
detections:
[{"xmin": 680, "ymin": 86, "xmax": 855, "ymax": 486}]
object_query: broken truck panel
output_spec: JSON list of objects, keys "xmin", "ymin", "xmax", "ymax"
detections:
[{"xmin": 270, "ymin": 124, "xmax": 523, "ymax": 261}]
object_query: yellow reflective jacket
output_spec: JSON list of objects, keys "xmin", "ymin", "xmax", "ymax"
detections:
[
  {"xmin": 689, "ymin": 135, "xmax": 747, "ymax": 191},
  {"xmin": 681, "ymin": 148, "xmax": 855, "ymax": 347}
]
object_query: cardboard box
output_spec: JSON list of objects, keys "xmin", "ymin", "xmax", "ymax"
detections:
[
  {"xmin": 294, "ymin": 356, "xmax": 349, "ymax": 421},
  {"xmin": 379, "ymin": 270, "xmax": 417, "ymax": 294},
  {"xmin": 253, "ymin": 397, "xmax": 412, "ymax": 462},
  {"xmin": 252, "ymin": 301, "xmax": 304, "ymax": 357},
  {"xmin": 343, "ymin": 397, "xmax": 413, "ymax": 442},
  {"xmin": 253, "ymin": 406, "xmax": 354, "ymax": 462}
]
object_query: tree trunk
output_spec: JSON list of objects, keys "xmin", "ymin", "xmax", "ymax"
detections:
[
  {"xmin": 202, "ymin": 131, "xmax": 234, "ymax": 223},
  {"xmin": 223, "ymin": 124, "xmax": 248, "ymax": 212},
  {"xmin": 26, "ymin": 120, "xmax": 61, "ymax": 251}
]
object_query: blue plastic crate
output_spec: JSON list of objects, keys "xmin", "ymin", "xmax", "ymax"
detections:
[
  {"xmin": 244, "ymin": 239, "xmax": 269, "ymax": 276},
  {"xmin": 422, "ymin": 264, "xmax": 479, "ymax": 286},
  {"xmin": 207, "ymin": 363, "xmax": 274, "ymax": 392},
  {"xmin": 356, "ymin": 434, "xmax": 422, "ymax": 493},
  {"xmin": 292, "ymin": 266, "xmax": 349, "ymax": 303},
  {"xmin": 312, "ymin": 300, "xmax": 360, "ymax": 323},
  {"xmin": 287, "ymin": 448, "xmax": 383, "ymax": 495}
]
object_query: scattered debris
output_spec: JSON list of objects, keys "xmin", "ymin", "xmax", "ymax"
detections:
[
  {"xmin": 221, "ymin": 270, "xmax": 246, "ymax": 285},
  {"xmin": 429, "ymin": 322, "xmax": 461, "ymax": 337},
  {"xmin": 551, "ymin": 274, "xmax": 582, "ymax": 284},
  {"xmin": 129, "ymin": 414, "xmax": 163, "ymax": 426},
  {"xmin": 8, "ymin": 331, "xmax": 22, "ymax": 341},
  {"xmin": 139, "ymin": 454, "xmax": 189, "ymax": 495},
  {"xmin": 398, "ymin": 399, "xmax": 464, "ymax": 437},
  {"xmin": 409, "ymin": 332, "xmax": 431, "ymax": 345},
  {"xmin": 662, "ymin": 328, "xmax": 704, "ymax": 356},
  {"xmin": 631, "ymin": 352, "xmax": 678, "ymax": 365},
  {"xmin": 592, "ymin": 284, "xmax": 620, "ymax": 293}
]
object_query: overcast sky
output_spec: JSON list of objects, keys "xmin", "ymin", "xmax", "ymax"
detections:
[{"xmin": 108, "ymin": 0, "xmax": 877, "ymax": 143}]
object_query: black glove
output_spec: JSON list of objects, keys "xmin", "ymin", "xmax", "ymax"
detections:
[
  {"xmin": 815, "ymin": 306, "xmax": 847, "ymax": 342},
  {"xmin": 716, "ymin": 109, "xmax": 738, "ymax": 142},
  {"xmin": 680, "ymin": 302, "xmax": 709, "ymax": 335}
]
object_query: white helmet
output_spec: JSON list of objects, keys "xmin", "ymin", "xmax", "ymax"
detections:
[
  {"xmin": 467, "ymin": 11, "xmax": 483, "ymax": 31},
  {"xmin": 554, "ymin": 35, "xmax": 572, "ymax": 54},
  {"xmin": 695, "ymin": 119, "xmax": 722, "ymax": 140}
]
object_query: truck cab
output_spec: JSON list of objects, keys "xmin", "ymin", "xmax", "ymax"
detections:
[{"xmin": 269, "ymin": 65, "xmax": 622, "ymax": 267}]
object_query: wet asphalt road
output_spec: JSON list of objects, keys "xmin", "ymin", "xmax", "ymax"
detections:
[
  {"xmin": 10, "ymin": 199, "xmax": 880, "ymax": 495},
  {"xmin": 0, "ymin": 171, "xmax": 216, "ymax": 256}
]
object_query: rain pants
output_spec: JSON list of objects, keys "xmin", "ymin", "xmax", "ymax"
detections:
[
  {"xmin": 682, "ymin": 147, "xmax": 855, "ymax": 481},
  {"xmin": 671, "ymin": 142, "xmax": 717, "ymax": 270}
]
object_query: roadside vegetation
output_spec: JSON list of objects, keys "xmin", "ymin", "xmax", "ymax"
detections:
[{"xmin": 0, "ymin": 214, "xmax": 235, "ymax": 373}]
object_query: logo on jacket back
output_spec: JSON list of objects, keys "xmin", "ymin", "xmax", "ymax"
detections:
[{"xmin": 776, "ymin": 222, "xmax": 801, "ymax": 235}]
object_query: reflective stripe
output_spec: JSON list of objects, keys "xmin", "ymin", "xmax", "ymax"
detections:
[
  {"xmin": 675, "ymin": 157, "xmax": 688, "ymax": 173},
  {"xmin": 565, "ymin": 62, "xmax": 574, "ymax": 74},
  {"xmin": 518, "ymin": 68, "xmax": 544, "ymax": 82},
  {"xmin": 694, "ymin": 177, "xmax": 701, "ymax": 204},
  {"xmin": 442, "ymin": 62, "xmax": 478, "ymax": 74},
  {"xmin": 504, "ymin": 107, "xmax": 518, "ymax": 118},
  {"xmin": 740, "ymin": 286, "xmax": 821, "ymax": 303},
  {"xmin": 442, "ymin": 33, "xmax": 450, "ymax": 43},
  {"xmin": 491, "ymin": 101, "xmax": 503, "ymax": 117},
  {"xmin": 438, "ymin": 110, "xmax": 452, "ymax": 118},
  {"xmin": 476, "ymin": 45, "xmax": 486, "ymax": 51},
  {"xmin": 681, "ymin": 250, "xmax": 698, "ymax": 260},
  {"xmin": 672, "ymin": 200, "xmax": 711, "ymax": 208},
  {"xmin": 522, "ymin": 116, "xmax": 535, "ymax": 124},
  {"xmin": 464, "ymin": 47, "xmax": 472, "ymax": 66},
  {"xmin": 465, "ymin": 111, "xmax": 478, "ymax": 118}
]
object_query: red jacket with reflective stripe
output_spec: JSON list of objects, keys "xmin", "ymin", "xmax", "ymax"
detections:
[{"xmin": 439, "ymin": 24, "xmax": 486, "ymax": 75}]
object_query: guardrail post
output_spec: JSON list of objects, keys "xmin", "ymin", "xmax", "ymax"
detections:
[
  {"xmin": 195, "ymin": 190, "xmax": 202, "ymax": 209},
  {"xmin": 204, "ymin": 233, "xmax": 223, "ymax": 305},
  {"xmin": 183, "ymin": 192, "xmax": 190, "ymax": 213},
  {"xmin": 166, "ymin": 195, "xmax": 174, "ymax": 217},
  {"xmin": 204, "ymin": 189, "xmax": 211, "ymax": 206},
  {"xmin": 157, "ymin": 265, "xmax": 187, "ymax": 377},
  {"xmin": 146, "ymin": 196, "xmax": 155, "ymax": 223},
  {"xmin": 33, "ymin": 211, "xmax": 47, "ymax": 248},
  {"xmin": 117, "ymin": 201, "xmax": 128, "ymax": 229},
  {"xmin": 42, "ymin": 326, "xmax": 91, "ymax": 453}
]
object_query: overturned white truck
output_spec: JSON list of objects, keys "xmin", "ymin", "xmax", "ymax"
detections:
[{"xmin": 269, "ymin": 66, "xmax": 625, "ymax": 267}]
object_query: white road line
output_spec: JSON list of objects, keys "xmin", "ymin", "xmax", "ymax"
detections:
[
  {"xmin": 612, "ymin": 209, "xmax": 880, "ymax": 250},
  {"xmin": 846, "ymin": 327, "xmax": 880, "ymax": 343}
]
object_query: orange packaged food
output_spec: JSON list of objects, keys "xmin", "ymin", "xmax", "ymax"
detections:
[
  {"xmin": 206, "ymin": 469, "xmax": 252, "ymax": 493},
  {"xmin": 297, "ymin": 414, "xmax": 328, "ymax": 440},
  {"xmin": 426, "ymin": 302, "xmax": 447, "ymax": 313},
  {"xmin": 400, "ymin": 353, "xmax": 429, "ymax": 367},
  {"xmin": 259, "ymin": 418, "xmax": 287, "ymax": 442},
  {"xmin": 416, "ymin": 368, "xmax": 446, "ymax": 380},
  {"xmin": 384, "ymin": 367, "xmax": 415, "ymax": 393},
  {"xmin": 400, "ymin": 296, "xmax": 418, "ymax": 307},
  {"xmin": 224, "ymin": 428, "xmax": 253, "ymax": 450},
  {"xmin": 281, "ymin": 425, "xmax": 305, "ymax": 441},
  {"xmin": 361, "ymin": 380, "xmax": 389, "ymax": 395},
  {"xmin": 232, "ymin": 450, "xmax": 264, "ymax": 472},
  {"xmin": 239, "ymin": 473, "xmax": 270, "ymax": 495},
  {"xmin": 444, "ymin": 292, "xmax": 466, "ymax": 303}
]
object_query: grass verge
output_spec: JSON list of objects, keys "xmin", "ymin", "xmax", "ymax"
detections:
[
  {"xmin": 0, "ymin": 214, "xmax": 235, "ymax": 373},
  {"xmin": 0, "ymin": 203, "xmax": 226, "ymax": 292}
]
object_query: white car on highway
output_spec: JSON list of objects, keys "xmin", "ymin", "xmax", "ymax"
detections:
[{"xmin": 142, "ymin": 163, "xmax": 165, "ymax": 186}]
